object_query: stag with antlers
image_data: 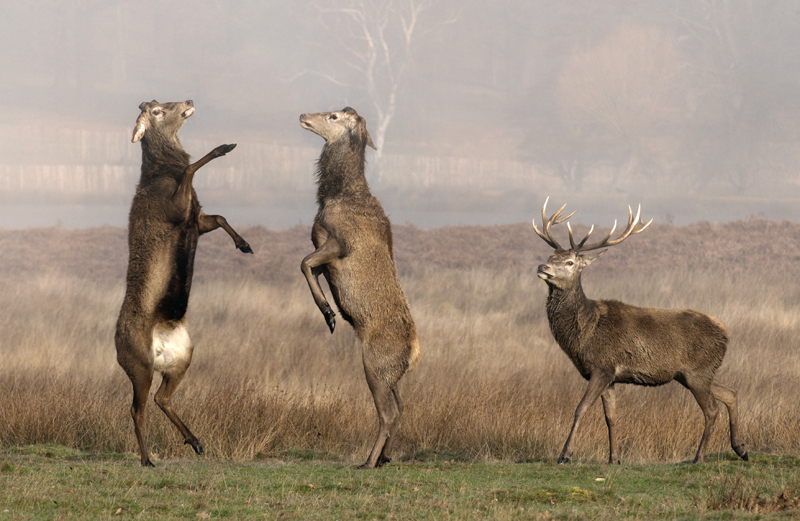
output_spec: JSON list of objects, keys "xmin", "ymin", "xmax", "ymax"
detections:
[{"xmin": 533, "ymin": 197, "xmax": 748, "ymax": 464}]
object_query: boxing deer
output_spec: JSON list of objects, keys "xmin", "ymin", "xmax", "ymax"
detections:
[
  {"xmin": 116, "ymin": 99, "xmax": 252, "ymax": 467},
  {"xmin": 299, "ymin": 107, "xmax": 420, "ymax": 469}
]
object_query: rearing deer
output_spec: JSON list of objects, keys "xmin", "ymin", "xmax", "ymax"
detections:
[
  {"xmin": 299, "ymin": 106, "xmax": 420, "ymax": 470},
  {"xmin": 533, "ymin": 198, "xmax": 748, "ymax": 464},
  {"xmin": 116, "ymin": 99, "xmax": 253, "ymax": 467}
]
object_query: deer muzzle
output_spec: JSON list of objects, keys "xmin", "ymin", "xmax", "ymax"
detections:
[
  {"xmin": 181, "ymin": 100, "xmax": 195, "ymax": 119},
  {"xmin": 537, "ymin": 264, "xmax": 552, "ymax": 280}
]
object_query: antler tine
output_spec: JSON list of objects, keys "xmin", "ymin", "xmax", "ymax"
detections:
[
  {"xmin": 572, "ymin": 203, "xmax": 651, "ymax": 252},
  {"xmin": 532, "ymin": 197, "xmax": 576, "ymax": 251},
  {"xmin": 567, "ymin": 222, "xmax": 595, "ymax": 250}
]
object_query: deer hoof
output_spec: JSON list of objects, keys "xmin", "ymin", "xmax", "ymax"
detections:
[
  {"xmin": 238, "ymin": 242, "xmax": 253, "ymax": 254},
  {"xmin": 141, "ymin": 458, "xmax": 155, "ymax": 468},
  {"xmin": 324, "ymin": 309, "xmax": 336, "ymax": 334},
  {"xmin": 557, "ymin": 456, "xmax": 571, "ymax": 464},
  {"xmin": 185, "ymin": 439, "xmax": 204, "ymax": 456},
  {"xmin": 735, "ymin": 444, "xmax": 749, "ymax": 461}
]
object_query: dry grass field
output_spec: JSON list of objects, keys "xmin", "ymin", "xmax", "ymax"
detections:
[{"xmin": 1, "ymin": 218, "xmax": 799, "ymax": 466}]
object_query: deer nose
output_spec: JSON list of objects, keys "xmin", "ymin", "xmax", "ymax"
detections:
[{"xmin": 537, "ymin": 264, "xmax": 549, "ymax": 274}]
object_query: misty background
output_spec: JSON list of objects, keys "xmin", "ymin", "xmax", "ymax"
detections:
[{"xmin": 1, "ymin": 0, "xmax": 799, "ymax": 230}]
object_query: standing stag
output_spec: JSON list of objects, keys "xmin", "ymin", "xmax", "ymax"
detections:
[
  {"xmin": 116, "ymin": 100, "xmax": 253, "ymax": 467},
  {"xmin": 299, "ymin": 107, "xmax": 420, "ymax": 470},
  {"xmin": 533, "ymin": 198, "xmax": 748, "ymax": 464}
]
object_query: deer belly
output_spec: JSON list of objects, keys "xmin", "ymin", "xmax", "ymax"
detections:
[{"xmin": 151, "ymin": 320, "xmax": 192, "ymax": 373}]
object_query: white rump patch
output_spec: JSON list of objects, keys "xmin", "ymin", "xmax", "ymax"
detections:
[{"xmin": 152, "ymin": 319, "xmax": 193, "ymax": 373}]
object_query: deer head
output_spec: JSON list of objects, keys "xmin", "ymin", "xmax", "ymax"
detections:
[
  {"xmin": 132, "ymin": 100, "xmax": 195, "ymax": 143},
  {"xmin": 534, "ymin": 197, "xmax": 652, "ymax": 290},
  {"xmin": 299, "ymin": 107, "xmax": 377, "ymax": 150}
]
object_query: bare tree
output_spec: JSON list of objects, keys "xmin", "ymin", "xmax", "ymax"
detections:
[{"xmin": 297, "ymin": 0, "xmax": 456, "ymax": 182}]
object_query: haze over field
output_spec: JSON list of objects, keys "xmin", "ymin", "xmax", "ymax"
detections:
[{"xmin": 1, "ymin": 1, "xmax": 799, "ymax": 229}]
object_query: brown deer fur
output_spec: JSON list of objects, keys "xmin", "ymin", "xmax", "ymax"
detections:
[
  {"xmin": 299, "ymin": 107, "xmax": 420, "ymax": 469},
  {"xmin": 534, "ymin": 199, "xmax": 748, "ymax": 464},
  {"xmin": 115, "ymin": 99, "xmax": 252, "ymax": 467}
]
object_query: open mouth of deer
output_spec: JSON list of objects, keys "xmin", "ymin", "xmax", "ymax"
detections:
[{"xmin": 537, "ymin": 265, "xmax": 552, "ymax": 280}]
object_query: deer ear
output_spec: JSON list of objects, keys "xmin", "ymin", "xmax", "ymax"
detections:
[
  {"xmin": 352, "ymin": 112, "xmax": 376, "ymax": 150},
  {"xmin": 581, "ymin": 249, "xmax": 606, "ymax": 266},
  {"xmin": 365, "ymin": 128, "xmax": 377, "ymax": 150},
  {"xmin": 132, "ymin": 112, "xmax": 147, "ymax": 143}
]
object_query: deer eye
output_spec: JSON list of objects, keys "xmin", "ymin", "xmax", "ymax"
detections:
[{"xmin": 565, "ymin": 261, "xmax": 574, "ymax": 267}]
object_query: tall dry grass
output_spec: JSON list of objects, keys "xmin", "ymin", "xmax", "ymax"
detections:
[{"xmin": 1, "ymin": 221, "xmax": 799, "ymax": 464}]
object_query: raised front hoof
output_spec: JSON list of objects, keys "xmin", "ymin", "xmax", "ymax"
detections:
[
  {"xmin": 237, "ymin": 242, "xmax": 254, "ymax": 254},
  {"xmin": 211, "ymin": 143, "xmax": 237, "ymax": 157},
  {"xmin": 324, "ymin": 309, "xmax": 336, "ymax": 334},
  {"xmin": 185, "ymin": 439, "xmax": 204, "ymax": 456}
]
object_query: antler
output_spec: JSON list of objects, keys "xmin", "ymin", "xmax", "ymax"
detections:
[
  {"xmin": 533, "ymin": 197, "xmax": 653, "ymax": 252},
  {"xmin": 532, "ymin": 196, "xmax": 576, "ymax": 251},
  {"xmin": 567, "ymin": 203, "xmax": 652, "ymax": 252}
]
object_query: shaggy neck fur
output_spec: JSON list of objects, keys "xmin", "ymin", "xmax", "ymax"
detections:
[
  {"xmin": 545, "ymin": 280, "xmax": 598, "ymax": 371},
  {"xmin": 316, "ymin": 135, "xmax": 371, "ymax": 205},
  {"xmin": 140, "ymin": 131, "xmax": 190, "ymax": 182}
]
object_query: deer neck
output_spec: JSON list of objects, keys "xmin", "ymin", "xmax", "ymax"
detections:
[
  {"xmin": 316, "ymin": 140, "xmax": 371, "ymax": 205},
  {"xmin": 140, "ymin": 134, "xmax": 190, "ymax": 181},
  {"xmin": 545, "ymin": 280, "xmax": 598, "ymax": 363}
]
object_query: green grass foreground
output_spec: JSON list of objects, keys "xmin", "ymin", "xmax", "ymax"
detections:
[{"xmin": 1, "ymin": 445, "xmax": 799, "ymax": 520}]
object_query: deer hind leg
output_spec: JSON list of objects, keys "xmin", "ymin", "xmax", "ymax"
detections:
[
  {"xmin": 152, "ymin": 320, "xmax": 203, "ymax": 456},
  {"xmin": 127, "ymin": 363, "xmax": 155, "ymax": 467},
  {"xmin": 683, "ymin": 377, "xmax": 720, "ymax": 463},
  {"xmin": 559, "ymin": 373, "xmax": 613, "ymax": 464},
  {"xmin": 711, "ymin": 382, "xmax": 749, "ymax": 461},
  {"xmin": 601, "ymin": 384, "xmax": 620, "ymax": 465},
  {"xmin": 154, "ymin": 370, "xmax": 203, "ymax": 456},
  {"xmin": 376, "ymin": 386, "xmax": 404, "ymax": 467},
  {"xmin": 359, "ymin": 364, "xmax": 402, "ymax": 470}
]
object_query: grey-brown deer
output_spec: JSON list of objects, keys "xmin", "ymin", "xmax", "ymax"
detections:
[
  {"xmin": 299, "ymin": 106, "xmax": 420, "ymax": 470},
  {"xmin": 533, "ymin": 197, "xmax": 748, "ymax": 464},
  {"xmin": 116, "ymin": 99, "xmax": 253, "ymax": 467}
]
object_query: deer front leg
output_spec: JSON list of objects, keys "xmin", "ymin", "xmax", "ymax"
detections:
[
  {"xmin": 559, "ymin": 373, "xmax": 613, "ymax": 464},
  {"xmin": 170, "ymin": 144, "xmax": 237, "ymax": 216},
  {"xmin": 198, "ymin": 212, "xmax": 253, "ymax": 253},
  {"xmin": 300, "ymin": 238, "xmax": 341, "ymax": 333}
]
